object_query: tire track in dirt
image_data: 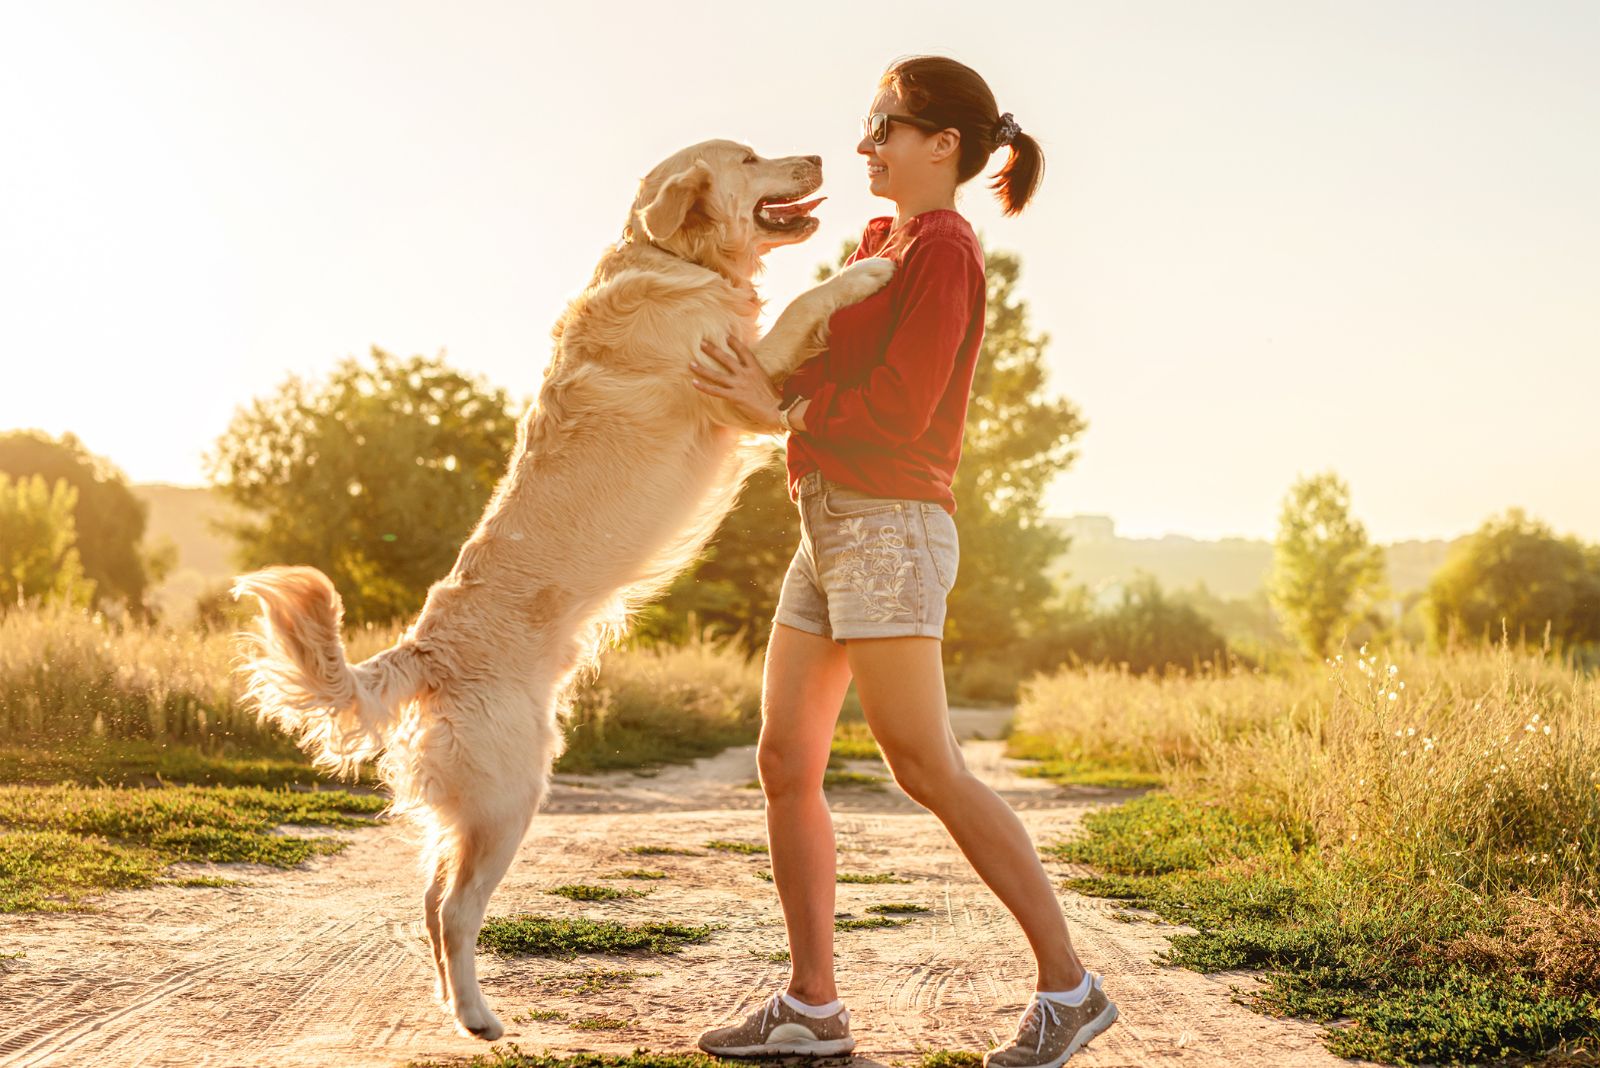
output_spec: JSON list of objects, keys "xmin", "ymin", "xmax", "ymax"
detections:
[{"xmin": 0, "ymin": 708, "xmax": 1362, "ymax": 1067}]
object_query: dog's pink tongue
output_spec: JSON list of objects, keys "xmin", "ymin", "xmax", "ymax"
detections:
[{"xmin": 765, "ymin": 196, "xmax": 826, "ymax": 219}]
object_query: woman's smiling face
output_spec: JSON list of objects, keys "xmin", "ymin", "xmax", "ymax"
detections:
[{"xmin": 859, "ymin": 86, "xmax": 930, "ymax": 201}]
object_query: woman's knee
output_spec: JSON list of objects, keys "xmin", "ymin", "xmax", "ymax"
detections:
[
  {"xmin": 756, "ymin": 736, "xmax": 827, "ymax": 801},
  {"xmin": 883, "ymin": 749, "xmax": 970, "ymax": 809}
]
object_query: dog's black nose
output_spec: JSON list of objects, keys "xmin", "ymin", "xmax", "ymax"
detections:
[{"xmin": 804, "ymin": 155, "xmax": 821, "ymax": 166}]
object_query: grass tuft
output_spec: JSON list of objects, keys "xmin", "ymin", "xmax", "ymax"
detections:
[
  {"xmin": 704, "ymin": 839, "xmax": 767, "ymax": 855},
  {"xmin": 477, "ymin": 915, "xmax": 712, "ymax": 957},
  {"xmin": 835, "ymin": 916, "xmax": 906, "ymax": 931},
  {"xmin": 836, "ymin": 872, "xmax": 912, "ymax": 884},
  {"xmin": 625, "ymin": 845, "xmax": 701, "ymax": 857},
  {"xmin": 545, "ymin": 884, "xmax": 648, "ymax": 902}
]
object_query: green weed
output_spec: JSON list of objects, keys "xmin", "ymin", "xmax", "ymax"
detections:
[
  {"xmin": 477, "ymin": 915, "xmax": 712, "ymax": 957},
  {"xmin": 704, "ymin": 839, "xmax": 767, "ymax": 855},
  {"xmin": 545, "ymin": 884, "xmax": 647, "ymax": 902}
]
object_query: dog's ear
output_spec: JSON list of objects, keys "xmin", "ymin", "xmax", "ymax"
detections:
[{"xmin": 639, "ymin": 159, "xmax": 715, "ymax": 242}]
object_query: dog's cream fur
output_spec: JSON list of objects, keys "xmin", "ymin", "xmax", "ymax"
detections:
[{"xmin": 231, "ymin": 139, "xmax": 893, "ymax": 1040}]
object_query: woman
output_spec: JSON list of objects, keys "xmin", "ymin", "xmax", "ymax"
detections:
[{"xmin": 686, "ymin": 55, "xmax": 1118, "ymax": 1068}]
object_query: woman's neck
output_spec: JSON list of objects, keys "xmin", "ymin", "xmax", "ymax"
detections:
[{"xmin": 891, "ymin": 190, "xmax": 958, "ymax": 233}]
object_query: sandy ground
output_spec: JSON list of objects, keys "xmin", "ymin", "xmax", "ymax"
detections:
[{"xmin": 0, "ymin": 708, "xmax": 1355, "ymax": 1068}]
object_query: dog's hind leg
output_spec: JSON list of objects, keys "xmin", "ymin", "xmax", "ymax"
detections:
[
  {"xmin": 423, "ymin": 859, "xmax": 448, "ymax": 1004},
  {"xmin": 438, "ymin": 800, "xmax": 536, "ymax": 1041}
]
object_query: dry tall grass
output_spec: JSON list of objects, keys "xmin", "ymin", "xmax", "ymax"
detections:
[
  {"xmin": 1015, "ymin": 640, "xmax": 1600, "ymax": 899},
  {"xmin": 0, "ymin": 604, "xmax": 762, "ymax": 769}
]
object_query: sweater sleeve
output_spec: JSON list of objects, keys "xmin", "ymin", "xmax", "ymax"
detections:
[{"xmin": 799, "ymin": 238, "xmax": 979, "ymax": 448}]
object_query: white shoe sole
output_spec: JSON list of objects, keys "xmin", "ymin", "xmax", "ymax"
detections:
[
  {"xmin": 699, "ymin": 1037, "xmax": 857, "ymax": 1057},
  {"xmin": 984, "ymin": 1001, "xmax": 1119, "ymax": 1068}
]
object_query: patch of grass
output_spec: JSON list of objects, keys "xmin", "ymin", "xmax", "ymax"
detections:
[
  {"xmin": 916, "ymin": 1052, "xmax": 983, "ymax": 1068},
  {"xmin": 0, "ymin": 784, "xmax": 382, "ymax": 911},
  {"xmin": 704, "ymin": 839, "xmax": 767, "ymax": 855},
  {"xmin": 1057, "ymin": 791, "xmax": 1600, "ymax": 1065},
  {"xmin": 624, "ymin": 845, "xmax": 701, "ymax": 857},
  {"xmin": 478, "ymin": 915, "xmax": 713, "ymax": 957},
  {"xmin": 510, "ymin": 1008, "xmax": 567, "ymax": 1023},
  {"xmin": 0, "ymin": 830, "xmax": 164, "ymax": 911},
  {"xmin": 822, "ymin": 769, "xmax": 888, "ymax": 791},
  {"xmin": 537, "ymin": 966, "xmax": 658, "ymax": 995},
  {"xmin": 572, "ymin": 1016, "xmax": 630, "ymax": 1031},
  {"xmin": 755, "ymin": 948, "xmax": 790, "ymax": 962},
  {"xmin": 545, "ymin": 884, "xmax": 648, "ymax": 902},
  {"xmin": 835, "ymin": 916, "xmax": 906, "ymax": 931},
  {"xmin": 0, "ymin": 740, "xmax": 372, "ymax": 789},
  {"xmin": 601, "ymin": 869, "xmax": 667, "ymax": 881},
  {"xmin": 866, "ymin": 902, "xmax": 929, "ymax": 914},
  {"xmin": 830, "ymin": 721, "xmax": 883, "ymax": 762},
  {"xmin": 163, "ymin": 875, "xmax": 246, "ymax": 888},
  {"xmin": 837, "ymin": 872, "xmax": 911, "ymax": 884}
]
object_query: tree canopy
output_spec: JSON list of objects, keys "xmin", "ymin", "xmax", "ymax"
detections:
[
  {"xmin": 1268, "ymin": 471, "xmax": 1387, "ymax": 657},
  {"xmin": 0, "ymin": 473, "xmax": 93, "ymax": 610},
  {"xmin": 204, "ymin": 347, "xmax": 520, "ymax": 623},
  {"xmin": 0, "ymin": 430, "xmax": 151, "ymax": 613},
  {"xmin": 1426, "ymin": 508, "xmax": 1600, "ymax": 650}
]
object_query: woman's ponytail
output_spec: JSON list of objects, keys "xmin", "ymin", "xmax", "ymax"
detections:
[{"xmin": 990, "ymin": 128, "xmax": 1044, "ymax": 217}]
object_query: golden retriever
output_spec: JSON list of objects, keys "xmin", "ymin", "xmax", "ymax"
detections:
[{"xmin": 230, "ymin": 139, "xmax": 893, "ymax": 1040}]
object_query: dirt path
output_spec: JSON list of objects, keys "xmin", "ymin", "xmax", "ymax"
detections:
[{"xmin": 0, "ymin": 709, "xmax": 1351, "ymax": 1068}]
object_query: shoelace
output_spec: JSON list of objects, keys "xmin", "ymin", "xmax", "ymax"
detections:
[
  {"xmin": 759, "ymin": 993, "xmax": 786, "ymax": 1032},
  {"xmin": 1014, "ymin": 995, "xmax": 1065, "ymax": 1055}
]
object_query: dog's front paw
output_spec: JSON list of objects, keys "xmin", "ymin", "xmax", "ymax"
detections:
[{"xmin": 830, "ymin": 256, "xmax": 896, "ymax": 304}]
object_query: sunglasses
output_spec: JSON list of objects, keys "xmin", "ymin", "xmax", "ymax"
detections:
[{"xmin": 862, "ymin": 111, "xmax": 945, "ymax": 145}]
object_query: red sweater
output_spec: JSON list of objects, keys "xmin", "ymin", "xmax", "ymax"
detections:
[{"xmin": 780, "ymin": 208, "xmax": 987, "ymax": 515}]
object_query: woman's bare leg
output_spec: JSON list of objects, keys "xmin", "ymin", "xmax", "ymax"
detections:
[
  {"xmin": 758, "ymin": 622, "xmax": 855, "ymax": 1004},
  {"xmin": 845, "ymin": 635, "xmax": 1087, "ymax": 992}
]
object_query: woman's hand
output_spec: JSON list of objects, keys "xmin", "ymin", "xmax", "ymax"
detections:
[{"xmin": 690, "ymin": 335, "xmax": 784, "ymax": 432}]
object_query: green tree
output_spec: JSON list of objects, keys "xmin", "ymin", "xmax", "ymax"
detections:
[
  {"xmin": 1268, "ymin": 471, "xmax": 1387, "ymax": 657},
  {"xmin": 1425, "ymin": 508, "xmax": 1600, "ymax": 650},
  {"xmin": 638, "ymin": 238, "xmax": 1087, "ymax": 664},
  {"xmin": 944, "ymin": 246, "xmax": 1086, "ymax": 666},
  {"xmin": 204, "ymin": 347, "xmax": 520, "ymax": 623},
  {"xmin": 0, "ymin": 430, "xmax": 151, "ymax": 613},
  {"xmin": 1054, "ymin": 574, "xmax": 1230, "ymax": 675},
  {"xmin": 0, "ymin": 473, "xmax": 94, "ymax": 609}
]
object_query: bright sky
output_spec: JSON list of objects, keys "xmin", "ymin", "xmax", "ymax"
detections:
[{"xmin": 2, "ymin": 1, "xmax": 1596, "ymax": 543}]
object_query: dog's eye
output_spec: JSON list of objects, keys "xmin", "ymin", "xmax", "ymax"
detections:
[{"xmin": 743, "ymin": 155, "xmax": 757, "ymax": 165}]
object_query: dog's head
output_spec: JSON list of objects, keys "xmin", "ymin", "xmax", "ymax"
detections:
[{"xmin": 629, "ymin": 140, "xmax": 824, "ymax": 280}]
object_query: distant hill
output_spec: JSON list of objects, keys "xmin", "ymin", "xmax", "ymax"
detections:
[
  {"xmin": 1045, "ymin": 514, "xmax": 1456, "ymax": 604},
  {"xmin": 133, "ymin": 484, "xmax": 245, "ymax": 620}
]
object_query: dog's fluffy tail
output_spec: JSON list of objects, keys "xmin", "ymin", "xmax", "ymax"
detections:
[{"xmin": 232, "ymin": 565, "xmax": 429, "ymax": 776}]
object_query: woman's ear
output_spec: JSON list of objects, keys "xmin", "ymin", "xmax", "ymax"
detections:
[
  {"xmin": 930, "ymin": 127, "xmax": 961, "ymax": 163},
  {"xmin": 639, "ymin": 160, "xmax": 715, "ymax": 241}
]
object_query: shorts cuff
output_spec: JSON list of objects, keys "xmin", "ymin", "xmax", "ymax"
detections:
[
  {"xmin": 773, "ymin": 610, "xmax": 833, "ymax": 640},
  {"xmin": 833, "ymin": 624, "xmax": 945, "ymax": 641}
]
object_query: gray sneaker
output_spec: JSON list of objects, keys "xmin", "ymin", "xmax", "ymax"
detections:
[
  {"xmin": 697, "ymin": 991, "xmax": 856, "ymax": 1057},
  {"xmin": 983, "ymin": 974, "xmax": 1118, "ymax": 1068}
]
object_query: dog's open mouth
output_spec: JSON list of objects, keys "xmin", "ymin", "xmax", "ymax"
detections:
[{"xmin": 755, "ymin": 191, "xmax": 825, "ymax": 233}]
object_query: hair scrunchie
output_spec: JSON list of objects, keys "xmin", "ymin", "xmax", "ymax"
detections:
[{"xmin": 993, "ymin": 112, "xmax": 1021, "ymax": 147}]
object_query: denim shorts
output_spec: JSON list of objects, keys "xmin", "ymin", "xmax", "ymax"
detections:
[{"xmin": 772, "ymin": 469, "xmax": 961, "ymax": 643}]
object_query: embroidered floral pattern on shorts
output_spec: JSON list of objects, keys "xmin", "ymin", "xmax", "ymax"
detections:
[{"xmin": 833, "ymin": 514, "xmax": 914, "ymax": 622}]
